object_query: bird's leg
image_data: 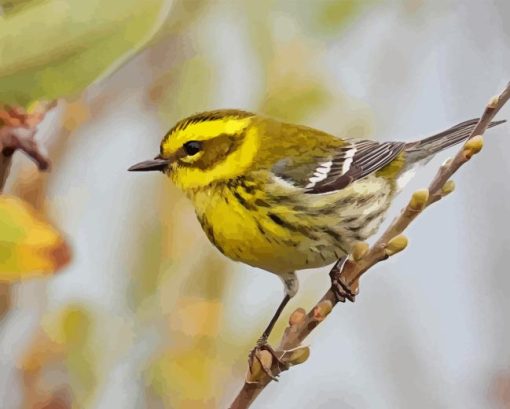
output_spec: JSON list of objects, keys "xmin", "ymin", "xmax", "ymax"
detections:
[
  {"xmin": 249, "ymin": 294, "xmax": 291, "ymax": 380},
  {"xmin": 248, "ymin": 272, "xmax": 298, "ymax": 379},
  {"xmin": 258, "ymin": 293, "xmax": 291, "ymax": 345},
  {"xmin": 329, "ymin": 256, "xmax": 356, "ymax": 303}
]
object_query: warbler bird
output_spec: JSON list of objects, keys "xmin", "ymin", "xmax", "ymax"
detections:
[{"xmin": 129, "ymin": 110, "xmax": 503, "ymax": 349}]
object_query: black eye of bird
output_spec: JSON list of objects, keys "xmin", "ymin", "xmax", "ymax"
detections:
[{"xmin": 183, "ymin": 141, "xmax": 202, "ymax": 156}]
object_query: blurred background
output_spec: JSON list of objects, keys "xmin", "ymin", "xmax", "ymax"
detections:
[{"xmin": 1, "ymin": 0, "xmax": 509, "ymax": 408}]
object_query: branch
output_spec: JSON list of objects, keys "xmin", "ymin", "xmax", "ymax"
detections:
[
  {"xmin": 229, "ymin": 82, "xmax": 510, "ymax": 409},
  {"xmin": 0, "ymin": 102, "xmax": 55, "ymax": 192}
]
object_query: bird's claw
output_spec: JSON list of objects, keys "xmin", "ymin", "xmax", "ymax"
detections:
[
  {"xmin": 248, "ymin": 337, "xmax": 289, "ymax": 381},
  {"xmin": 329, "ymin": 256, "xmax": 356, "ymax": 303}
]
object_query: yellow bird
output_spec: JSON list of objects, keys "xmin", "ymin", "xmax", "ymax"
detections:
[{"xmin": 129, "ymin": 110, "xmax": 503, "ymax": 356}]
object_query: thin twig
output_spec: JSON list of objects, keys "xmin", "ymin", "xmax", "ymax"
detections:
[
  {"xmin": 0, "ymin": 102, "xmax": 55, "ymax": 192},
  {"xmin": 229, "ymin": 82, "xmax": 510, "ymax": 409}
]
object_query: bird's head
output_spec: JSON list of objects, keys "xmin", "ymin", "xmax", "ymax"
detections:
[{"xmin": 129, "ymin": 110, "xmax": 261, "ymax": 192}]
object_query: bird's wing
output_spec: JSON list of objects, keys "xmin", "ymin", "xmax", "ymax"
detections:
[{"xmin": 272, "ymin": 140, "xmax": 405, "ymax": 194}]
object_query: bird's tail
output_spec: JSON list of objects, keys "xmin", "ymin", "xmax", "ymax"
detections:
[{"xmin": 404, "ymin": 118, "xmax": 506, "ymax": 162}]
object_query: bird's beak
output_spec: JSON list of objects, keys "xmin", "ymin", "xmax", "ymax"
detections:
[{"xmin": 128, "ymin": 157, "xmax": 170, "ymax": 172}]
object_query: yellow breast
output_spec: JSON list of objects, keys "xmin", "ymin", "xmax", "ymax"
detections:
[
  {"xmin": 188, "ymin": 173, "xmax": 394, "ymax": 274},
  {"xmin": 190, "ymin": 179, "xmax": 332, "ymax": 274}
]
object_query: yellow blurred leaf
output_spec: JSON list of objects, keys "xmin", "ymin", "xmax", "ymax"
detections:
[
  {"xmin": 169, "ymin": 297, "xmax": 222, "ymax": 337},
  {"xmin": 59, "ymin": 305, "xmax": 96, "ymax": 397},
  {"xmin": 0, "ymin": 0, "xmax": 173, "ymax": 106},
  {"xmin": 147, "ymin": 296, "xmax": 226, "ymax": 408},
  {"xmin": 316, "ymin": 0, "xmax": 365, "ymax": 33},
  {"xmin": 148, "ymin": 348, "xmax": 217, "ymax": 408},
  {"xmin": 58, "ymin": 305, "xmax": 91, "ymax": 347},
  {"xmin": 0, "ymin": 195, "xmax": 70, "ymax": 279}
]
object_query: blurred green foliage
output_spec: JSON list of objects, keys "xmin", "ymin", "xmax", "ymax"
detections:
[
  {"xmin": 59, "ymin": 305, "xmax": 96, "ymax": 404},
  {"xmin": 314, "ymin": 0, "xmax": 366, "ymax": 33},
  {"xmin": 0, "ymin": 0, "xmax": 172, "ymax": 106}
]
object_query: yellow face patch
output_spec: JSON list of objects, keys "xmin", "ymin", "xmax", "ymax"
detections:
[
  {"xmin": 170, "ymin": 125, "xmax": 261, "ymax": 191},
  {"xmin": 161, "ymin": 117, "xmax": 252, "ymax": 157}
]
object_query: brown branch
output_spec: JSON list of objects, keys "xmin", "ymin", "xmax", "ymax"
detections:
[
  {"xmin": 229, "ymin": 81, "xmax": 510, "ymax": 409},
  {"xmin": 0, "ymin": 102, "xmax": 56, "ymax": 192}
]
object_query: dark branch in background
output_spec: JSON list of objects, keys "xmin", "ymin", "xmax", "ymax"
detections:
[
  {"xmin": 229, "ymin": 82, "xmax": 510, "ymax": 409},
  {"xmin": 0, "ymin": 103, "xmax": 55, "ymax": 192}
]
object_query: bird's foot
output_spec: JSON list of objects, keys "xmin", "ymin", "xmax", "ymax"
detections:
[
  {"xmin": 329, "ymin": 256, "xmax": 356, "ymax": 303},
  {"xmin": 248, "ymin": 336, "xmax": 289, "ymax": 381}
]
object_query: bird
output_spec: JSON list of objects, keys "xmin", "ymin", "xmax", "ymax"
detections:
[{"xmin": 129, "ymin": 109, "xmax": 503, "ymax": 362}]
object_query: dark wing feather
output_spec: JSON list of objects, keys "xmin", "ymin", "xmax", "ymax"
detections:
[
  {"xmin": 304, "ymin": 140, "xmax": 405, "ymax": 194},
  {"xmin": 271, "ymin": 139, "xmax": 406, "ymax": 194}
]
